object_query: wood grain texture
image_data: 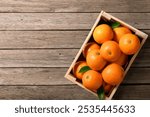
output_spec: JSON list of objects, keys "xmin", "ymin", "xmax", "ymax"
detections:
[
  {"xmin": 0, "ymin": 30, "xmax": 149, "ymax": 49},
  {"xmin": 0, "ymin": 85, "xmax": 149, "ymax": 99},
  {"xmin": 0, "ymin": 67, "xmax": 149, "ymax": 85},
  {"xmin": 132, "ymin": 48, "xmax": 150, "ymax": 67},
  {"xmin": 0, "ymin": 85, "xmax": 97, "ymax": 100},
  {"xmin": 0, "ymin": 31, "xmax": 86, "ymax": 48},
  {"xmin": 142, "ymin": 30, "xmax": 150, "ymax": 48},
  {"xmin": 0, "ymin": 49, "xmax": 77, "ymax": 67},
  {"xmin": 0, "ymin": 48, "xmax": 148, "ymax": 67},
  {"xmin": 0, "ymin": 13, "xmax": 149, "ymax": 30},
  {"xmin": 123, "ymin": 68, "xmax": 150, "ymax": 84},
  {"xmin": 0, "ymin": 1, "xmax": 149, "ymax": 100},
  {"xmin": 0, "ymin": 68, "xmax": 71, "ymax": 85},
  {"xmin": 0, "ymin": 0, "xmax": 149, "ymax": 13},
  {"xmin": 114, "ymin": 85, "xmax": 150, "ymax": 100}
]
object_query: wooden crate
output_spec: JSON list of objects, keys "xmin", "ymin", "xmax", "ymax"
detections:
[{"xmin": 64, "ymin": 11, "xmax": 148, "ymax": 100}]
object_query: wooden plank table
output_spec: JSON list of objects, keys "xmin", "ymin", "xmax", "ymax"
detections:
[{"xmin": 0, "ymin": 0, "xmax": 149, "ymax": 99}]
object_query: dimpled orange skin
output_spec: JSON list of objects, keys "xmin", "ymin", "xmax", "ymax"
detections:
[
  {"xmin": 86, "ymin": 49, "xmax": 107, "ymax": 71},
  {"xmin": 73, "ymin": 61, "xmax": 87, "ymax": 80},
  {"xmin": 102, "ymin": 63, "xmax": 124, "ymax": 86},
  {"xmin": 114, "ymin": 52, "xmax": 128, "ymax": 66},
  {"xmin": 82, "ymin": 70, "xmax": 103, "ymax": 90},
  {"xmin": 119, "ymin": 33, "xmax": 140, "ymax": 55},
  {"xmin": 93, "ymin": 24, "xmax": 114, "ymax": 44},
  {"xmin": 100, "ymin": 41, "xmax": 121, "ymax": 62},
  {"xmin": 82, "ymin": 42, "xmax": 100, "ymax": 58},
  {"xmin": 114, "ymin": 27, "xmax": 131, "ymax": 42}
]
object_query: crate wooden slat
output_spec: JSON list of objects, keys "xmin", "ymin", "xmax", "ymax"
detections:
[{"xmin": 65, "ymin": 11, "xmax": 148, "ymax": 100}]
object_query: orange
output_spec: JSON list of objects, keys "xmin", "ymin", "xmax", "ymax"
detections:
[
  {"xmin": 73, "ymin": 61, "xmax": 87, "ymax": 80},
  {"xmin": 103, "ymin": 82, "xmax": 113, "ymax": 94},
  {"xmin": 102, "ymin": 63, "xmax": 124, "ymax": 85},
  {"xmin": 100, "ymin": 41, "xmax": 121, "ymax": 62},
  {"xmin": 82, "ymin": 70, "xmax": 103, "ymax": 90},
  {"xmin": 82, "ymin": 42, "xmax": 100, "ymax": 57},
  {"xmin": 114, "ymin": 52, "xmax": 128, "ymax": 66},
  {"xmin": 119, "ymin": 33, "xmax": 140, "ymax": 55},
  {"xmin": 114, "ymin": 27, "xmax": 131, "ymax": 42},
  {"xmin": 93, "ymin": 24, "xmax": 113, "ymax": 44},
  {"xmin": 86, "ymin": 49, "xmax": 107, "ymax": 71}
]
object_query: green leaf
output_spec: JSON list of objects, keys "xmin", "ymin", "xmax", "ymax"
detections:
[
  {"xmin": 97, "ymin": 86, "xmax": 105, "ymax": 100},
  {"xmin": 111, "ymin": 22, "xmax": 120, "ymax": 29},
  {"xmin": 79, "ymin": 66, "xmax": 91, "ymax": 73}
]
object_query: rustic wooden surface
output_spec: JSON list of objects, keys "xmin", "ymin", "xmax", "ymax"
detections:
[{"xmin": 0, "ymin": 0, "xmax": 149, "ymax": 100}]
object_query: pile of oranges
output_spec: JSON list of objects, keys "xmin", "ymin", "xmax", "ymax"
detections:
[{"xmin": 72, "ymin": 23, "xmax": 140, "ymax": 96}]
